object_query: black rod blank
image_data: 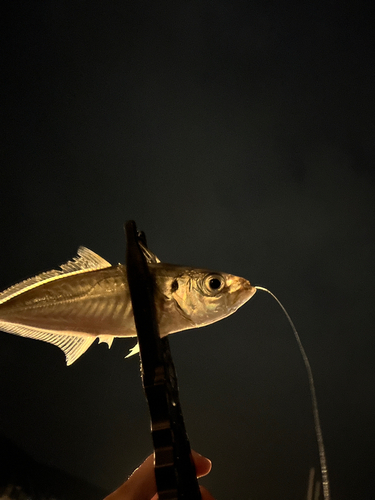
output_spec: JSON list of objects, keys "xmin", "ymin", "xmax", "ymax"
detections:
[{"xmin": 125, "ymin": 220, "xmax": 201, "ymax": 500}]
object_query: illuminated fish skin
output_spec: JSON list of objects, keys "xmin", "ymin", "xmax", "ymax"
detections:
[
  {"xmin": 152, "ymin": 263, "xmax": 255, "ymax": 335},
  {"xmin": 0, "ymin": 265, "xmax": 132, "ymax": 338},
  {"xmin": 0, "ymin": 248, "xmax": 256, "ymax": 364}
]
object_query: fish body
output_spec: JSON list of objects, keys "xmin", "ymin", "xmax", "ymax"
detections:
[{"xmin": 0, "ymin": 247, "xmax": 256, "ymax": 365}]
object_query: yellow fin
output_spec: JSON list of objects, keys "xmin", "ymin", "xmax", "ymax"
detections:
[
  {"xmin": 0, "ymin": 247, "xmax": 111, "ymax": 305},
  {"xmin": 0, "ymin": 321, "xmax": 95, "ymax": 365},
  {"xmin": 139, "ymin": 242, "xmax": 161, "ymax": 264},
  {"xmin": 60, "ymin": 246, "xmax": 111, "ymax": 272},
  {"xmin": 125, "ymin": 342, "xmax": 139, "ymax": 358},
  {"xmin": 98, "ymin": 336, "xmax": 114, "ymax": 348}
]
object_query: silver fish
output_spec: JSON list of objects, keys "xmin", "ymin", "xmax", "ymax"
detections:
[{"xmin": 0, "ymin": 246, "xmax": 256, "ymax": 365}]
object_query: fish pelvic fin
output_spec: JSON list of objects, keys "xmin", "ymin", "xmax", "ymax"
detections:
[
  {"xmin": 125, "ymin": 342, "xmax": 139, "ymax": 358},
  {"xmin": 0, "ymin": 321, "xmax": 95, "ymax": 365},
  {"xmin": 98, "ymin": 336, "xmax": 114, "ymax": 348},
  {"xmin": 0, "ymin": 247, "xmax": 111, "ymax": 306}
]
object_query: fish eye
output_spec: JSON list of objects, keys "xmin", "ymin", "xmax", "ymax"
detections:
[
  {"xmin": 202, "ymin": 274, "xmax": 225, "ymax": 295},
  {"xmin": 209, "ymin": 278, "xmax": 221, "ymax": 289}
]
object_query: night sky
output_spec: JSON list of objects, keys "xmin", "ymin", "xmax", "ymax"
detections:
[{"xmin": 1, "ymin": 2, "xmax": 374, "ymax": 499}]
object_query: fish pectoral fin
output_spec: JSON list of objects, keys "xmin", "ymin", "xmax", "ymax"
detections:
[
  {"xmin": 125, "ymin": 342, "xmax": 140, "ymax": 358},
  {"xmin": 0, "ymin": 321, "xmax": 95, "ymax": 365},
  {"xmin": 98, "ymin": 336, "xmax": 114, "ymax": 348}
]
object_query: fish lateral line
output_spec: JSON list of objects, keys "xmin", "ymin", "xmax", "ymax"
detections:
[{"xmin": 255, "ymin": 286, "xmax": 330, "ymax": 500}]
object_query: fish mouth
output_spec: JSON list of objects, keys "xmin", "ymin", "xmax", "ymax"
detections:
[
  {"xmin": 227, "ymin": 276, "xmax": 256, "ymax": 312},
  {"xmin": 241, "ymin": 279, "xmax": 257, "ymax": 301}
]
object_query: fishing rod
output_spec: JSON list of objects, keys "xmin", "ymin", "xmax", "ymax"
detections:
[{"xmin": 125, "ymin": 220, "xmax": 201, "ymax": 500}]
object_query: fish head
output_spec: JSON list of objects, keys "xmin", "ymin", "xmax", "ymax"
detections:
[{"xmin": 156, "ymin": 265, "xmax": 256, "ymax": 333}]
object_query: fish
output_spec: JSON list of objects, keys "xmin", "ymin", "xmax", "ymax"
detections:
[{"xmin": 0, "ymin": 245, "xmax": 256, "ymax": 365}]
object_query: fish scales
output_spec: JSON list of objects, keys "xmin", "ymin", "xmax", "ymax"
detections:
[
  {"xmin": 0, "ymin": 247, "xmax": 256, "ymax": 364},
  {"xmin": 0, "ymin": 266, "xmax": 132, "ymax": 337}
]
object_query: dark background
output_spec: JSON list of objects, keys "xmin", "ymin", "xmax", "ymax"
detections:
[{"xmin": 1, "ymin": 2, "xmax": 374, "ymax": 499}]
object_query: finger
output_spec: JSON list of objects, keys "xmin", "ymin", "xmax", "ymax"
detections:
[
  {"xmin": 191, "ymin": 450, "xmax": 212, "ymax": 478},
  {"xmin": 104, "ymin": 450, "xmax": 212, "ymax": 500},
  {"xmin": 103, "ymin": 454, "xmax": 155, "ymax": 500}
]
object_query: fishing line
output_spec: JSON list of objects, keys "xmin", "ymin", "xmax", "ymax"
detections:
[{"xmin": 255, "ymin": 286, "xmax": 330, "ymax": 500}]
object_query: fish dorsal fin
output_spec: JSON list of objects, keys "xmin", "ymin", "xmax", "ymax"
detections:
[
  {"xmin": 139, "ymin": 242, "xmax": 161, "ymax": 264},
  {"xmin": 0, "ymin": 321, "xmax": 95, "ymax": 365},
  {"xmin": 0, "ymin": 247, "xmax": 111, "ymax": 305},
  {"xmin": 60, "ymin": 246, "xmax": 111, "ymax": 272}
]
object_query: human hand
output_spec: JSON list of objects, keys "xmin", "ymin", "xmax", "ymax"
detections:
[{"xmin": 104, "ymin": 450, "xmax": 215, "ymax": 500}]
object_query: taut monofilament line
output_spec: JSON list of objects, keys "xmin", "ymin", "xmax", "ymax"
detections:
[{"xmin": 255, "ymin": 286, "xmax": 330, "ymax": 500}]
